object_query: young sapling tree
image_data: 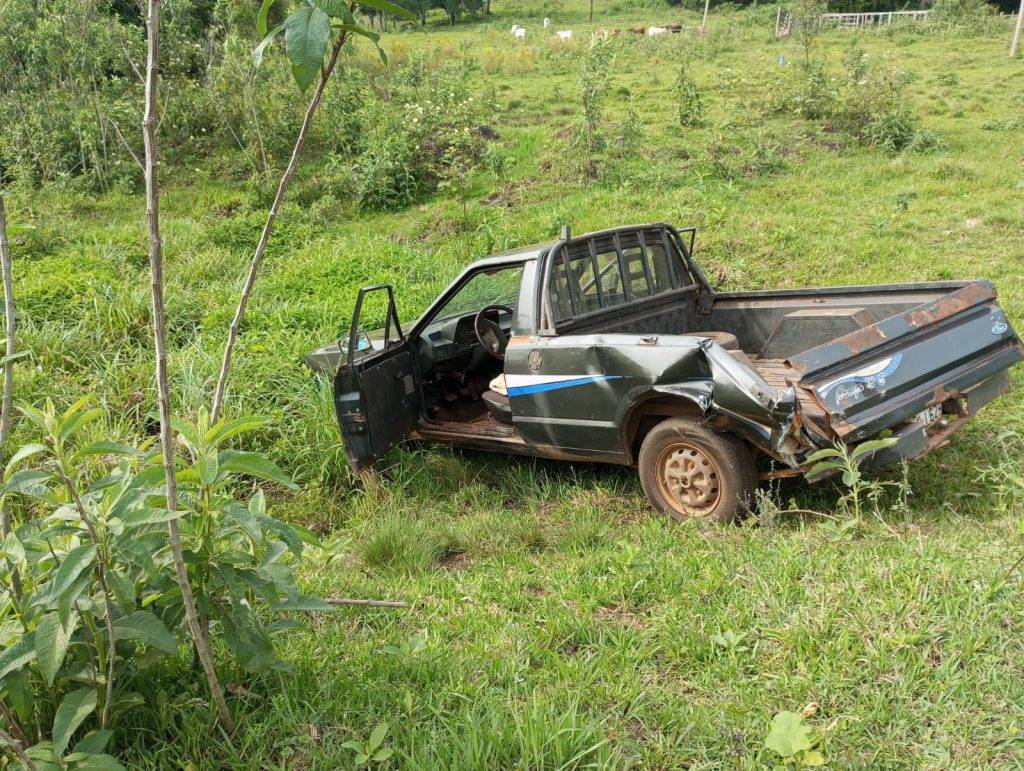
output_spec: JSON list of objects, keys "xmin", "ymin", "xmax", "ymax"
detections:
[{"xmin": 211, "ymin": 0, "xmax": 416, "ymax": 422}]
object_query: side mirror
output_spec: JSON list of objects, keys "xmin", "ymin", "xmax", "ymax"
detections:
[{"xmin": 338, "ymin": 329, "xmax": 373, "ymax": 356}]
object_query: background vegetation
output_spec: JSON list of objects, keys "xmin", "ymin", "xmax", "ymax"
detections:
[{"xmin": 2, "ymin": 0, "xmax": 1024, "ymax": 766}]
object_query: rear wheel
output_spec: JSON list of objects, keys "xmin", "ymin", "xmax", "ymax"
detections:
[{"xmin": 637, "ymin": 418, "xmax": 757, "ymax": 523}]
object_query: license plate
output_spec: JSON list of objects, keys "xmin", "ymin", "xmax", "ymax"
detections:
[{"xmin": 911, "ymin": 404, "xmax": 942, "ymax": 424}]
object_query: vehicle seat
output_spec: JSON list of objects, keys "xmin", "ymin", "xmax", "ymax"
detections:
[
  {"xmin": 698, "ymin": 331, "xmax": 740, "ymax": 350},
  {"xmin": 483, "ymin": 373, "xmax": 513, "ymax": 424}
]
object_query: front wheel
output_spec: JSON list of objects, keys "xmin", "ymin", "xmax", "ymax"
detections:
[{"xmin": 637, "ymin": 418, "xmax": 757, "ymax": 524}]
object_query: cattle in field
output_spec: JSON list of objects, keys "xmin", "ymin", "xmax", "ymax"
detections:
[
  {"xmin": 556, "ymin": 29, "xmax": 572, "ymax": 41},
  {"xmin": 511, "ymin": 24, "xmax": 526, "ymax": 41},
  {"xmin": 628, "ymin": 26, "xmax": 646, "ymax": 34},
  {"xmin": 543, "ymin": 17, "xmax": 550, "ymax": 28},
  {"xmin": 647, "ymin": 26, "xmax": 668, "ymax": 36}
]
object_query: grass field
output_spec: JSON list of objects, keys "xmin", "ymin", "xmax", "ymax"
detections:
[{"xmin": 6, "ymin": 1, "xmax": 1024, "ymax": 766}]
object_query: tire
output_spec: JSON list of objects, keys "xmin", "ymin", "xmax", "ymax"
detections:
[{"xmin": 637, "ymin": 418, "xmax": 757, "ymax": 524}]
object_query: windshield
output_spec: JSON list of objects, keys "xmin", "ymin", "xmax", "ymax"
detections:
[{"xmin": 433, "ymin": 264, "xmax": 524, "ymax": 322}]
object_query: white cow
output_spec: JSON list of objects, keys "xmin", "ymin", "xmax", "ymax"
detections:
[
  {"xmin": 646, "ymin": 26, "xmax": 668, "ymax": 36},
  {"xmin": 514, "ymin": 26, "xmax": 526, "ymax": 40},
  {"xmin": 543, "ymin": 17, "xmax": 550, "ymax": 28},
  {"xmin": 556, "ymin": 29, "xmax": 572, "ymax": 41}
]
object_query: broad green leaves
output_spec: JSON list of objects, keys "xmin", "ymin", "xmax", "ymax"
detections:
[
  {"xmin": 35, "ymin": 612, "xmax": 77, "ymax": 686},
  {"xmin": 764, "ymin": 710, "xmax": 824, "ymax": 766},
  {"xmin": 253, "ymin": 0, "xmax": 417, "ymax": 90},
  {"xmin": 285, "ymin": 4, "xmax": 332, "ymax": 92},
  {"xmin": 0, "ymin": 633, "xmax": 37, "ymax": 679},
  {"xmin": 52, "ymin": 688, "xmax": 98, "ymax": 757},
  {"xmin": 113, "ymin": 611, "xmax": 178, "ymax": 654}
]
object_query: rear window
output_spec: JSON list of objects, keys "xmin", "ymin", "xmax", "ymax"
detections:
[{"xmin": 546, "ymin": 229, "xmax": 691, "ymax": 324}]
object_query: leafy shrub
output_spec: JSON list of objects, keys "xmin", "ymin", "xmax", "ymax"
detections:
[
  {"xmin": 0, "ymin": 400, "xmax": 322, "ymax": 764},
  {"xmin": 570, "ymin": 37, "xmax": 615, "ymax": 178},
  {"xmin": 672, "ymin": 57, "xmax": 704, "ymax": 128}
]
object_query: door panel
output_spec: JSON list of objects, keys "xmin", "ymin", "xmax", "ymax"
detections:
[{"xmin": 333, "ymin": 285, "xmax": 420, "ymax": 473}]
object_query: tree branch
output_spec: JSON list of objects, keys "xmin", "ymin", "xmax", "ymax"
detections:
[
  {"xmin": 142, "ymin": 0, "xmax": 234, "ymax": 734},
  {"xmin": 211, "ymin": 24, "xmax": 351, "ymax": 422},
  {"xmin": 0, "ymin": 193, "xmax": 21, "ymax": 601}
]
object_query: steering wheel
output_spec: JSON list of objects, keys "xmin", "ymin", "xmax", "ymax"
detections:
[{"xmin": 474, "ymin": 304, "xmax": 513, "ymax": 360}]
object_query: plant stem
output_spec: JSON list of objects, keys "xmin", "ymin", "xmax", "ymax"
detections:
[
  {"xmin": 56, "ymin": 470, "xmax": 117, "ymax": 728},
  {"xmin": 0, "ymin": 193, "xmax": 21, "ymax": 601},
  {"xmin": 142, "ymin": 0, "xmax": 234, "ymax": 734},
  {"xmin": 0, "ymin": 725, "xmax": 35, "ymax": 771},
  {"xmin": 0, "ymin": 699, "xmax": 30, "ymax": 747},
  {"xmin": 210, "ymin": 23, "xmax": 351, "ymax": 422}
]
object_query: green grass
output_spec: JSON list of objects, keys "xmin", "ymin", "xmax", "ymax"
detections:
[{"xmin": 6, "ymin": 2, "xmax": 1024, "ymax": 766}]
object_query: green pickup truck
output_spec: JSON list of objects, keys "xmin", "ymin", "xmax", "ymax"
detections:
[{"xmin": 307, "ymin": 223, "xmax": 1022, "ymax": 522}]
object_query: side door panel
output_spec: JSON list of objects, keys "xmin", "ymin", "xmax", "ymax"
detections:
[{"xmin": 333, "ymin": 285, "xmax": 420, "ymax": 473}]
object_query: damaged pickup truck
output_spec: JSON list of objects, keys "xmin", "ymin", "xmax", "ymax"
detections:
[{"xmin": 307, "ymin": 223, "xmax": 1023, "ymax": 522}]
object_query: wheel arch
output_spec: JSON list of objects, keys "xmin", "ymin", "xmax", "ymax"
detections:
[{"xmin": 619, "ymin": 392, "xmax": 708, "ymax": 465}]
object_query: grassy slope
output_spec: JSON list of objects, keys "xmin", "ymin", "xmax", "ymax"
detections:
[{"xmin": 8, "ymin": 2, "xmax": 1024, "ymax": 766}]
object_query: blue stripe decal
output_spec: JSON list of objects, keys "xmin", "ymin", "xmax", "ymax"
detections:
[{"xmin": 508, "ymin": 375, "xmax": 623, "ymax": 396}]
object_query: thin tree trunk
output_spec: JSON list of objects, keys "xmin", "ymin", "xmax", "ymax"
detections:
[
  {"xmin": 142, "ymin": 0, "xmax": 234, "ymax": 734},
  {"xmin": 1012, "ymin": 0, "xmax": 1024, "ymax": 57},
  {"xmin": 701, "ymin": 0, "xmax": 711, "ymax": 34},
  {"xmin": 0, "ymin": 193, "xmax": 21, "ymax": 601},
  {"xmin": 210, "ymin": 27, "xmax": 350, "ymax": 423},
  {"xmin": 589, "ymin": 0, "xmax": 593, "ymax": 22}
]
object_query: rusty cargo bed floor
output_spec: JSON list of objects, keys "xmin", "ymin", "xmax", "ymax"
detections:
[{"xmin": 752, "ymin": 357, "xmax": 833, "ymax": 440}]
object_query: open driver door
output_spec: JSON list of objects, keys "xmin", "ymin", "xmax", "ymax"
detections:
[{"xmin": 333, "ymin": 285, "xmax": 421, "ymax": 473}]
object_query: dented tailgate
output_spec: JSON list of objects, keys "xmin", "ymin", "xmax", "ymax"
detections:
[{"xmin": 789, "ymin": 282, "xmax": 1023, "ymax": 443}]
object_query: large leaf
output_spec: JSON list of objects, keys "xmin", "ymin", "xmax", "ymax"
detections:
[
  {"xmin": 74, "ymin": 441, "xmax": 142, "ymax": 460},
  {"xmin": 52, "ymin": 687, "xmax": 98, "ymax": 757},
  {"xmin": 35, "ymin": 612, "xmax": 77, "ymax": 687},
  {"xmin": 850, "ymin": 436, "xmax": 899, "ymax": 461},
  {"xmin": 112, "ymin": 610, "xmax": 178, "ymax": 654},
  {"xmin": 71, "ymin": 730, "xmax": 112, "ymax": 755},
  {"xmin": 197, "ymin": 450, "xmax": 219, "ymax": 486},
  {"xmin": 51, "ymin": 544, "xmax": 96, "ymax": 600},
  {"xmin": 803, "ymin": 447, "xmax": 843, "ymax": 463},
  {"xmin": 222, "ymin": 501, "xmax": 263, "ymax": 545},
  {"xmin": 219, "ymin": 450, "xmax": 297, "ymax": 489},
  {"xmin": 4, "ymin": 442, "xmax": 48, "ymax": 476},
  {"xmin": 284, "ymin": 4, "xmax": 331, "ymax": 92},
  {"xmin": 765, "ymin": 711, "xmax": 812, "ymax": 759},
  {"xmin": 4, "ymin": 469, "xmax": 53, "ymax": 496},
  {"xmin": 119, "ymin": 508, "xmax": 184, "ymax": 528},
  {"xmin": 73, "ymin": 755, "xmax": 126, "ymax": 770},
  {"xmin": 0, "ymin": 633, "xmax": 36, "ymax": 679}
]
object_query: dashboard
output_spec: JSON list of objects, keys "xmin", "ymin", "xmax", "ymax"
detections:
[{"xmin": 415, "ymin": 307, "xmax": 513, "ymax": 373}]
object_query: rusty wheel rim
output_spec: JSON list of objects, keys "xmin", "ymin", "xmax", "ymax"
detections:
[{"xmin": 655, "ymin": 442, "xmax": 722, "ymax": 518}]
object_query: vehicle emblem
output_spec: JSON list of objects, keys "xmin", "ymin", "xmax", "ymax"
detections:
[
  {"xmin": 992, "ymin": 321, "xmax": 1008, "ymax": 335},
  {"xmin": 528, "ymin": 350, "xmax": 543, "ymax": 371}
]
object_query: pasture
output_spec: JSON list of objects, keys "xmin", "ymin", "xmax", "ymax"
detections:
[{"xmin": 4, "ymin": 0, "xmax": 1024, "ymax": 766}]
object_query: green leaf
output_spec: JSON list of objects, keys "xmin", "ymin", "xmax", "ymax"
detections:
[
  {"xmin": 372, "ymin": 747, "xmax": 394, "ymax": 762},
  {"xmin": 0, "ymin": 633, "xmax": 36, "ymax": 679},
  {"xmin": 850, "ymin": 436, "xmax": 899, "ymax": 461},
  {"xmin": 765, "ymin": 711, "xmax": 812, "ymax": 759},
  {"xmin": 4, "ymin": 469, "xmax": 52, "ymax": 496},
  {"xmin": 112, "ymin": 611, "xmax": 178, "ymax": 655},
  {"xmin": 119, "ymin": 508, "xmax": 185, "ymax": 527},
  {"xmin": 284, "ymin": 4, "xmax": 331, "ymax": 92},
  {"xmin": 75, "ymin": 441, "xmax": 141, "ymax": 460},
  {"xmin": 257, "ymin": 0, "xmax": 275, "ymax": 37},
  {"xmin": 0, "ymin": 350, "xmax": 30, "ymax": 367},
  {"xmin": 35, "ymin": 612, "xmax": 77, "ymax": 687},
  {"xmin": 59, "ymin": 407, "xmax": 103, "ymax": 444},
  {"xmin": 806, "ymin": 461, "xmax": 841, "ymax": 477},
  {"xmin": 204, "ymin": 415, "xmax": 268, "ymax": 448},
  {"xmin": 197, "ymin": 450, "xmax": 219, "ymax": 486},
  {"xmin": 71, "ymin": 729, "xmax": 112, "ymax": 755},
  {"xmin": 219, "ymin": 450, "xmax": 298, "ymax": 489},
  {"xmin": 357, "ymin": 0, "xmax": 418, "ymax": 22},
  {"xmin": 804, "ymin": 447, "xmax": 843, "ymax": 463},
  {"xmin": 4, "ymin": 442, "xmax": 48, "ymax": 476},
  {"xmin": 52, "ymin": 688, "xmax": 98, "ymax": 757},
  {"xmin": 802, "ymin": 749, "xmax": 826, "ymax": 766},
  {"xmin": 223, "ymin": 502, "xmax": 262, "ymax": 545},
  {"xmin": 73, "ymin": 754, "xmax": 126, "ymax": 770},
  {"xmin": 368, "ymin": 722, "xmax": 389, "ymax": 752},
  {"xmin": 51, "ymin": 544, "xmax": 97, "ymax": 599},
  {"xmin": 253, "ymin": 24, "xmax": 285, "ymax": 66},
  {"xmin": 842, "ymin": 469, "xmax": 861, "ymax": 487}
]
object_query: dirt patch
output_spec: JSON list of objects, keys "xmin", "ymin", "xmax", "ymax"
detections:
[{"xmin": 593, "ymin": 603, "xmax": 648, "ymax": 629}]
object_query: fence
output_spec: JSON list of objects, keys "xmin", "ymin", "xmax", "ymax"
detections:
[{"xmin": 775, "ymin": 8, "xmax": 931, "ymax": 36}]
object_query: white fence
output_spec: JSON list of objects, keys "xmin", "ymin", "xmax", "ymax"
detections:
[{"xmin": 776, "ymin": 8, "xmax": 931, "ymax": 36}]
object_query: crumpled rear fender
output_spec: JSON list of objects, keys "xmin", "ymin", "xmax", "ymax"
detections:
[{"xmin": 646, "ymin": 340, "xmax": 798, "ymax": 460}]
